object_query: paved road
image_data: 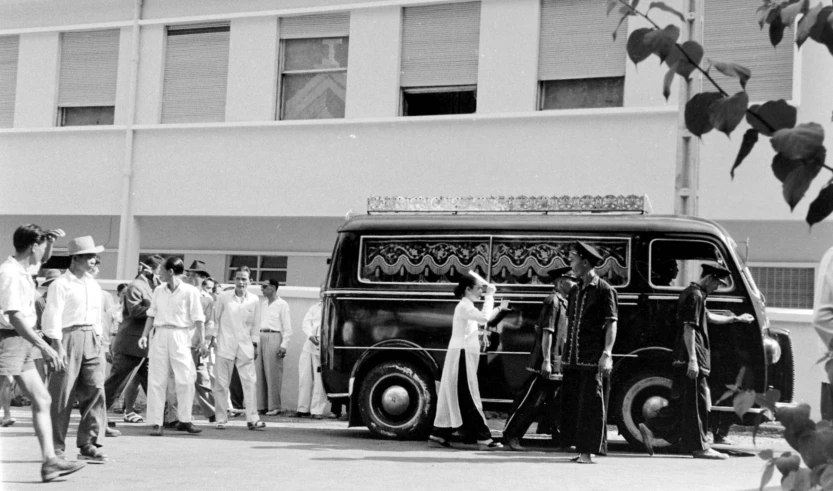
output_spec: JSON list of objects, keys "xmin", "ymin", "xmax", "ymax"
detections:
[{"xmin": 0, "ymin": 408, "xmax": 791, "ymax": 490}]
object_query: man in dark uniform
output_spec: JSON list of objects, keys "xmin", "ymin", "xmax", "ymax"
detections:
[
  {"xmin": 103, "ymin": 256, "xmax": 163, "ymax": 418},
  {"xmin": 639, "ymin": 262, "xmax": 754, "ymax": 459},
  {"xmin": 560, "ymin": 241, "xmax": 618, "ymax": 464},
  {"xmin": 503, "ymin": 266, "xmax": 575, "ymax": 451}
]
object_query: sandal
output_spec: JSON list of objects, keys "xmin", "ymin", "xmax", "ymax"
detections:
[
  {"xmin": 123, "ymin": 412, "xmax": 144, "ymax": 424},
  {"xmin": 1, "ymin": 418, "xmax": 15, "ymax": 427},
  {"xmin": 247, "ymin": 421, "xmax": 266, "ymax": 430},
  {"xmin": 215, "ymin": 423, "xmax": 226, "ymax": 430}
]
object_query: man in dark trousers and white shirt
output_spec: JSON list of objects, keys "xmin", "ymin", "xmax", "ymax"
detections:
[
  {"xmin": 42, "ymin": 236, "xmax": 108, "ymax": 462},
  {"xmin": 103, "ymin": 255, "xmax": 163, "ymax": 423}
]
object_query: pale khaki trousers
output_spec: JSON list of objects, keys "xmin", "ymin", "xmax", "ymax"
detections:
[
  {"xmin": 297, "ymin": 349, "xmax": 328, "ymax": 415},
  {"xmin": 213, "ymin": 353, "xmax": 258, "ymax": 424},
  {"xmin": 255, "ymin": 332, "xmax": 283, "ymax": 411}
]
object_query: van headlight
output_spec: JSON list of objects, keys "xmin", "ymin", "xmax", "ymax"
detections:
[{"xmin": 764, "ymin": 336, "xmax": 782, "ymax": 365}]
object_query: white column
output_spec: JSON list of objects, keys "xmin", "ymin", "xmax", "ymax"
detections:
[
  {"xmin": 114, "ymin": 26, "xmax": 134, "ymax": 125},
  {"xmin": 14, "ymin": 32, "xmax": 60, "ymax": 128},
  {"xmin": 344, "ymin": 6, "xmax": 402, "ymax": 118},
  {"xmin": 475, "ymin": 0, "xmax": 540, "ymax": 114},
  {"xmin": 226, "ymin": 17, "xmax": 279, "ymax": 122},
  {"xmin": 796, "ymin": 36, "xmax": 833, "ymax": 152},
  {"xmin": 134, "ymin": 25, "xmax": 165, "ymax": 125},
  {"xmin": 116, "ymin": 216, "xmax": 141, "ymax": 281}
]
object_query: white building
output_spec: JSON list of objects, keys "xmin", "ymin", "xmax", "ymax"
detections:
[{"xmin": 0, "ymin": 0, "xmax": 831, "ymax": 308}]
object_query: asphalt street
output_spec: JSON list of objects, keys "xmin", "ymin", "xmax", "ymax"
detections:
[{"xmin": 0, "ymin": 408, "xmax": 792, "ymax": 491}]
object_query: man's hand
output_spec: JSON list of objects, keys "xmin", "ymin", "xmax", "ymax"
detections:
[
  {"xmin": 138, "ymin": 336, "xmax": 148, "ymax": 349},
  {"xmin": 484, "ymin": 284, "xmax": 497, "ymax": 295},
  {"xmin": 736, "ymin": 313, "xmax": 755, "ymax": 323},
  {"xmin": 105, "ymin": 351, "xmax": 113, "ymax": 364},
  {"xmin": 41, "ymin": 343, "xmax": 64, "ymax": 372},
  {"xmin": 687, "ymin": 359, "xmax": 699, "ymax": 379},
  {"xmin": 253, "ymin": 343, "xmax": 258, "ymax": 360},
  {"xmin": 309, "ymin": 335, "xmax": 319, "ymax": 346},
  {"xmin": 44, "ymin": 229, "xmax": 65, "ymax": 242},
  {"xmin": 541, "ymin": 360, "xmax": 552, "ymax": 379},
  {"xmin": 598, "ymin": 352, "xmax": 612, "ymax": 377},
  {"xmin": 198, "ymin": 343, "xmax": 208, "ymax": 358},
  {"xmin": 277, "ymin": 347, "xmax": 287, "ymax": 358}
]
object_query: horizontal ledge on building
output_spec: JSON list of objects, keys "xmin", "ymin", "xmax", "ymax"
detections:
[
  {"xmin": 0, "ymin": 126, "xmax": 128, "ymax": 134},
  {"xmin": 766, "ymin": 307, "xmax": 813, "ymax": 324}
]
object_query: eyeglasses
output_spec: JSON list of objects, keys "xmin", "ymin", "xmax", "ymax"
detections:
[{"xmin": 260, "ymin": 284, "xmax": 270, "ymax": 289}]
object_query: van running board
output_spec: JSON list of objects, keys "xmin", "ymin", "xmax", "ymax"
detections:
[{"xmin": 711, "ymin": 402, "xmax": 799, "ymax": 413}]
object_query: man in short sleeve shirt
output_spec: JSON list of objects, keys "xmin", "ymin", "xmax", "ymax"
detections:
[{"xmin": 560, "ymin": 241, "xmax": 618, "ymax": 464}]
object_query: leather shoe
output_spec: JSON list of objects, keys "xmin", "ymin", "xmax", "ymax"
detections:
[
  {"xmin": 41, "ymin": 457, "xmax": 85, "ymax": 482},
  {"xmin": 105, "ymin": 427, "xmax": 121, "ymax": 437},
  {"xmin": 77, "ymin": 444, "xmax": 107, "ymax": 463},
  {"xmin": 505, "ymin": 437, "xmax": 524, "ymax": 451},
  {"xmin": 176, "ymin": 422, "xmax": 202, "ymax": 434},
  {"xmin": 163, "ymin": 420, "xmax": 180, "ymax": 429}
]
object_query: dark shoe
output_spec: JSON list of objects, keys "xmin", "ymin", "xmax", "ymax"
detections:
[
  {"xmin": 638, "ymin": 423, "xmax": 655, "ymax": 456},
  {"xmin": 150, "ymin": 425, "xmax": 164, "ymax": 436},
  {"xmin": 163, "ymin": 420, "xmax": 180, "ymax": 429},
  {"xmin": 506, "ymin": 437, "xmax": 525, "ymax": 451},
  {"xmin": 176, "ymin": 422, "xmax": 202, "ymax": 434},
  {"xmin": 105, "ymin": 426, "xmax": 121, "ymax": 437},
  {"xmin": 311, "ymin": 414, "xmax": 325, "ymax": 420},
  {"xmin": 248, "ymin": 421, "xmax": 266, "ymax": 430},
  {"xmin": 258, "ymin": 410, "xmax": 267, "ymax": 415},
  {"xmin": 77, "ymin": 444, "xmax": 107, "ymax": 463},
  {"xmin": 41, "ymin": 457, "xmax": 85, "ymax": 482},
  {"xmin": 428, "ymin": 435, "xmax": 452, "ymax": 448},
  {"xmin": 295, "ymin": 411, "xmax": 310, "ymax": 418},
  {"xmin": 713, "ymin": 435, "xmax": 736, "ymax": 446},
  {"xmin": 208, "ymin": 416, "xmax": 216, "ymax": 423},
  {"xmin": 477, "ymin": 441, "xmax": 503, "ymax": 451}
]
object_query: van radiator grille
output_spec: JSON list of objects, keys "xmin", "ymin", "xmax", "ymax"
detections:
[{"xmin": 749, "ymin": 266, "xmax": 814, "ymax": 309}]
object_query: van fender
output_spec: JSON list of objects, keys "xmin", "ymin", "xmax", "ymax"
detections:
[
  {"xmin": 611, "ymin": 347, "xmax": 673, "ymax": 385},
  {"xmin": 346, "ymin": 340, "xmax": 440, "ymax": 427}
]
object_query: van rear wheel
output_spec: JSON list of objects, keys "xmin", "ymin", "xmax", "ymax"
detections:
[
  {"xmin": 615, "ymin": 372, "xmax": 676, "ymax": 449},
  {"xmin": 358, "ymin": 361, "xmax": 435, "ymax": 439}
]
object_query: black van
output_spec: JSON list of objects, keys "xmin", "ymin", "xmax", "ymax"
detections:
[{"xmin": 320, "ymin": 196, "xmax": 793, "ymax": 448}]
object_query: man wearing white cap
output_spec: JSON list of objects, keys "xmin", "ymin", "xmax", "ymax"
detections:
[{"xmin": 42, "ymin": 236, "xmax": 108, "ymax": 462}]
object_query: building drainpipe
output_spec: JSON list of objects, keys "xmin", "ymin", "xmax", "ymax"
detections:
[
  {"xmin": 674, "ymin": 0, "xmax": 703, "ymax": 217},
  {"xmin": 116, "ymin": 0, "xmax": 143, "ymax": 280}
]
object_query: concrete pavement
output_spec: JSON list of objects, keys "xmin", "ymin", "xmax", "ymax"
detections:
[{"xmin": 0, "ymin": 408, "xmax": 791, "ymax": 490}]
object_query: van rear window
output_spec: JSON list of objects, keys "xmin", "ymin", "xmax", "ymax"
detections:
[{"xmin": 360, "ymin": 236, "xmax": 489, "ymax": 284}]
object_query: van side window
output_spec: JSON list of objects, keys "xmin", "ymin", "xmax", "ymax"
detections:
[
  {"xmin": 491, "ymin": 237, "xmax": 630, "ymax": 287},
  {"xmin": 649, "ymin": 239, "xmax": 733, "ymax": 291},
  {"xmin": 360, "ymin": 237, "xmax": 489, "ymax": 284}
]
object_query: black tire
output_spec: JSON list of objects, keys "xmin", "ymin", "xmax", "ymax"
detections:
[
  {"xmin": 358, "ymin": 361, "xmax": 435, "ymax": 440},
  {"xmin": 614, "ymin": 372, "xmax": 675, "ymax": 449}
]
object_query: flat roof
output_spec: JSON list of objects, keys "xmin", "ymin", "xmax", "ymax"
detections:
[{"xmin": 339, "ymin": 214, "xmax": 730, "ymax": 239}]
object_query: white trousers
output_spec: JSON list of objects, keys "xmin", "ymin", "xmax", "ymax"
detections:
[
  {"xmin": 147, "ymin": 328, "xmax": 196, "ymax": 426},
  {"xmin": 213, "ymin": 353, "xmax": 258, "ymax": 423},
  {"xmin": 297, "ymin": 349, "xmax": 328, "ymax": 415}
]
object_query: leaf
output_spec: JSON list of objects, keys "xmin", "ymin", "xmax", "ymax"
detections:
[
  {"xmin": 758, "ymin": 4, "xmax": 776, "ymax": 29},
  {"xmin": 685, "ymin": 92, "xmax": 722, "ymax": 137},
  {"xmin": 772, "ymin": 154, "xmax": 802, "ymax": 183},
  {"xmin": 734, "ymin": 366, "xmax": 747, "ymax": 387},
  {"xmin": 764, "ymin": 388, "xmax": 781, "ymax": 406},
  {"xmin": 709, "ymin": 60, "xmax": 751, "ymax": 89},
  {"xmin": 771, "ymin": 123, "xmax": 825, "ymax": 160},
  {"xmin": 796, "ymin": 2, "xmax": 824, "ymax": 47},
  {"xmin": 716, "ymin": 389, "xmax": 736, "ymax": 405},
  {"xmin": 807, "ymin": 177, "xmax": 833, "ymax": 227},
  {"xmin": 780, "ymin": 0, "xmax": 808, "ymax": 28},
  {"xmin": 809, "ymin": 6, "xmax": 833, "ymax": 44},
  {"xmin": 627, "ymin": 28, "xmax": 654, "ymax": 65},
  {"xmin": 644, "ymin": 24, "xmax": 680, "ymax": 63},
  {"xmin": 782, "ymin": 153, "xmax": 823, "ymax": 211},
  {"xmin": 734, "ymin": 390, "xmax": 757, "ymax": 418},
  {"xmin": 607, "ymin": 0, "xmax": 619, "ymax": 16},
  {"xmin": 770, "ymin": 13, "xmax": 786, "ymax": 47},
  {"xmin": 709, "ymin": 91, "xmax": 750, "ymax": 137},
  {"xmin": 746, "ymin": 100, "xmax": 798, "ymax": 137},
  {"xmin": 781, "ymin": 470, "xmax": 795, "ymax": 491},
  {"xmin": 759, "ymin": 449, "xmax": 775, "ymax": 461},
  {"xmin": 613, "ymin": 12, "xmax": 630, "ymax": 40},
  {"xmin": 648, "ymin": 1, "xmax": 686, "ymax": 23},
  {"xmin": 731, "ymin": 129, "xmax": 759, "ymax": 178},
  {"xmin": 662, "ymin": 68, "xmax": 675, "ymax": 101},
  {"xmin": 761, "ymin": 463, "xmax": 775, "ymax": 491},
  {"xmin": 669, "ymin": 41, "xmax": 703, "ymax": 79}
]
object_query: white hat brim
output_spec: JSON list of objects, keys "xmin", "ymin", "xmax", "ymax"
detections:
[{"xmin": 70, "ymin": 245, "xmax": 104, "ymax": 255}]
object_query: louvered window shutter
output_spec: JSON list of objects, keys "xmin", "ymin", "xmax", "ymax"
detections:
[
  {"xmin": 538, "ymin": 0, "xmax": 627, "ymax": 81},
  {"xmin": 400, "ymin": 2, "xmax": 481, "ymax": 88},
  {"xmin": 703, "ymin": 0, "xmax": 793, "ymax": 102},
  {"xmin": 58, "ymin": 30, "xmax": 119, "ymax": 108},
  {"xmin": 0, "ymin": 36, "xmax": 18, "ymax": 128},
  {"xmin": 280, "ymin": 12, "xmax": 350, "ymax": 39},
  {"xmin": 162, "ymin": 23, "xmax": 230, "ymax": 124}
]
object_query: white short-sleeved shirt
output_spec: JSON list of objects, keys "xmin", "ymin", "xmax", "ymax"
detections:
[
  {"xmin": 148, "ymin": 281, "xmax": 205, "ymax": 328},
  {"xmin": 0, "ymin": 257, "xmax": 37, "ymax": 331},
  {"xmin": 41, "ymin": 271, "xmax": 103, "ymax": 340}
]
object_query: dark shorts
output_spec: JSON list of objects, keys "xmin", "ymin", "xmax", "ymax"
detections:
[{"xmin": 0, "ymin": 329, "xmax": 35, "ymax": 376}]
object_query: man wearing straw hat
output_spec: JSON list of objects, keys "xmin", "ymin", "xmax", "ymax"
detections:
[{"xmin": 41, "ymin": 236, "xmax": 109, "ymax": 462}]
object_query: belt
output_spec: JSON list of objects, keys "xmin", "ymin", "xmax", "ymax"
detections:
[
  {"xmin": 260, "ymin": 330, "xmax": 280, "ymax": 333},
  {"xmin": 155, "ymin": 324, "xmax": 189, "ymax": 329},
  {"xmin": 63, "ymin": 324, "xmax": 94, "ymax": 332}
]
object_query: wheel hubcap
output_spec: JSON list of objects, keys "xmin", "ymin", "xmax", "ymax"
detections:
[
  {"xmin": 642, "ymin": 395, "xmax": 669, "ymax": 422},
  {"xmin": 381, "ymin": 385, "xmax": 410, "ymax": 416}
]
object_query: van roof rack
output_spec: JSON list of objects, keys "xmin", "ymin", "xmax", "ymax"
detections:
[{"xmin": 367, "ymin": 194, "xmax": 652, "ymax": 215}]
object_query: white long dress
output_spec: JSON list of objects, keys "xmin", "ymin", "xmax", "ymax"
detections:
[{"xmin": 433, "ymin": 295, "xmax": 499, "ymax": 428}]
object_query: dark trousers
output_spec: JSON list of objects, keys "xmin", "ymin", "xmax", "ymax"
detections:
[
  {"xmin": 48, "ymin": 329, "xmax": 106, "ymax": 451},
  {"xmin": 104, "ymin": 353, "xmax": 148, "ymax": 410},
  {"xmin": 431, "ymin": 352, "xmax": 492, "ymax": 443},
  {"xmin": 649, "ymin": 368, "xmax": 709, "ymax": 453},
  {"xmin": 503, "ymin": 374, "xmax": 559, "ymax": 441},
  {"xmin": 230, "ymin": 365, "xmax": 245, "ymax": 409},
  {"xmin": 559, "ymin": 368, "xmax": 609, "ymax": 455}
]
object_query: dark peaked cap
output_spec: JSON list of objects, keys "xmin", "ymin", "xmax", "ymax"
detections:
[
  {"xmin": 701, "ymin": 261, "xmax": 731, "ymax": 285},
  {"xmin": 548, "ymin": 266, "xmax": 576, "ymax": 281},
  {"xmin": 574, "ymin": 241, "xmax": 604, "ymax": 266}
]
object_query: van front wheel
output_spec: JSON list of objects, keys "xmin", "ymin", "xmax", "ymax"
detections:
[
  {"xmin": 358, "ymin": 361, "xmax": 435, "ymax": 440},
  {"xmin": 615, "ymin": 372, "xmax": 676, "ymax": 449}
]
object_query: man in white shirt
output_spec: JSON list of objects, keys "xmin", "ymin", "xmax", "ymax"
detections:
[
  {"xmin": 814, "ymin": 247, "xmax": 833, "ymax": 418},
  {"xmin": 297, "ymin": 292, "xmax": 328, "ymax": 418},
  {"xmin": 212, "ymin": 266, "xmax": 264, "ymax": 429},
  {"xmin": 0, "ymin": 224, "xmax": 85, "ymax": 482},
  {"xmin": 138, "ymin": 257, "xmax": 206, "ymax": 436},
  {"xmin": 42, "ymin": 236, "xmax": 108, "ymax": 462},
  {"xmin": 255, "ymin": 278, "xmax": 292, "ymax": 416}
]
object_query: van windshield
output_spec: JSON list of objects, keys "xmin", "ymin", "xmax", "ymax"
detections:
[{"xmin": 729, "ymin": 236, "xmax": 763, "ymax": 299}]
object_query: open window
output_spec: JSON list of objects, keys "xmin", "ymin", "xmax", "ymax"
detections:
[{"xmin": 649, "ymin": 239, "xmax": 734, "ymax": 291}]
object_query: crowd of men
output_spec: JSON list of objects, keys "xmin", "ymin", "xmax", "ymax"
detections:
[{"xmin": 0, "ymin": 224, "xmax": 331, "ymax": 482}]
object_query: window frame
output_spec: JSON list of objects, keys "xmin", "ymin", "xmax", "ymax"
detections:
[
  {"xmin": 226, "ymin": 254, "xmax": 288, "ymax": 285},
  {"xmin": 400, "ymin": 85, "xmax": 477, "ymax": 117},
  {"xmin": 537, "ymin": 76, "xmax": 625, "ymax": 111},
  {"xmin": 58, "ymin": 105, "xmax": 115, "ymax": 127},
  {"xmin": 648, "ymin": 238, "xmax": 735, "ymax": 292},
  {"xmin": 277, "ymin": 36, "xmax": 348, "ymax": 121}
]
